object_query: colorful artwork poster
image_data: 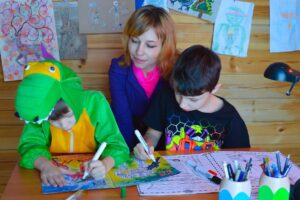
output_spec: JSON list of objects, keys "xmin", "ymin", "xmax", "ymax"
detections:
[
  {"xmin": 270, "ymin": 0, "xmax": 300, "ymax": 52},
  {"xmin": 0, "ymin": 0, "xmax": 59, "ymax": 81},
  {"xmin": 212, "ymin": 0, "xmax": 254, "ymax": 57},
  {"xmin": 167, "ymin": 0, "xmax": 222, "ymax": 23},
  {"xmin": 138, "ymin": 0, "xmax": 169, "ymax": 12},
  {"xmin": 54, "ymin": 1, "xmax": 87, "ymax": 60},
  {"xmin": 42, "ymin": 153, "xmax": 180, "ymax": 194},
  {"xmin": 78, "ymin": 0, "xmax": 134, "ymax": 33}
]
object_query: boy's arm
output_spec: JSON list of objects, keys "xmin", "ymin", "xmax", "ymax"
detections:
[
  {"xmin": 86, "ymin": 91, "xmax": 130, "ymax": 167},
  {"xmin": 144, "ymin": 128, "xmax": 163, "ymax": 148},
  {"xmin": 133, "ymin": 128, "xmax": 162, "ymax": 160},
  {"xmin": 18, "ymin": 123, "xmax": 52, "ymax": 169}
]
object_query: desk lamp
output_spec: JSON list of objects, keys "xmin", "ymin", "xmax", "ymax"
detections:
[{"xmin": 264, "ymin": 62, "xmax": 300, "ymax": 96}]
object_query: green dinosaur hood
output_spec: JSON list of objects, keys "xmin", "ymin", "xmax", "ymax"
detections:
[{"xmin": 15, "ymin": 60, "xmax": 84, "ymax": 124}]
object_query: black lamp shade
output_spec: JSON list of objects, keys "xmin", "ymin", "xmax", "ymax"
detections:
[{"xmin": 264, "ymin": 62, "xmax": 298, "ymax": 83}]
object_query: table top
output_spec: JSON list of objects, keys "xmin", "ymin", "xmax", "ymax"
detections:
[{"xmin": 1, "ymin": 149, "xmax": 256, "ymax": 200}]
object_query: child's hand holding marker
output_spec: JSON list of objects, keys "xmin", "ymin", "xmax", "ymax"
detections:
[
  {"xmin": 82, "ymin": 142, "xmax": 108, "ymax": 180},
  {"xmin": 133, "ymin": 130, "xmax": 156, "ymax": 162}
]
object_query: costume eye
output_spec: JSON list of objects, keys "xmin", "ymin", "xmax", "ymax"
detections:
[
  {"xmin": 49, "ymin": 66, "xmax": 56, "ymax": 73},
  {"xmin": 24, "ymin": 65, "xmax": 30, "ymax": 71}
]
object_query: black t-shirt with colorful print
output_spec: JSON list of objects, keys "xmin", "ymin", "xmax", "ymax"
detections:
[{"xmin": 144, "ymin": 85, "xmax": 250, "ymax": 151}]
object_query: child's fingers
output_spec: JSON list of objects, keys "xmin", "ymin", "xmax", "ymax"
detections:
[
  {"xmin": 133, "ymin": 143, "xmax": 149, "ymax": 160},
  {"xmin": 41, "ymin": 173, "xmax": 50, "ymax": 186},
  {"xmin": 90, "ymin": 168, "xmax": 105, "ymax": 179},
  {"xmin": 149, "ymin": 146, "xmax": 154, "ymax": 155},
  {"xmin": 89, "ymin": 161, "xmax": 106, "ymax": 180},
  {"xmin": 83, "ymin": 161, "xmax": 89, "ymax": 171},
  {"xmin": 54, "ymin": 174, "xmax": 66, "ymax": 187}
]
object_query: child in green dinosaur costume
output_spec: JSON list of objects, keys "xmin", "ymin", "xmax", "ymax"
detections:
[{"xmin": 15, "ymin": 60, "xmax": 129, "ymax": 187}]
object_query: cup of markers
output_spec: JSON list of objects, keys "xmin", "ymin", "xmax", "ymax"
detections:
[
  {"xmin": 219, "ymin": 159, "xmax": 252, "ymax": 200},
  {"xmin": 258, "ymin": 152, "xmax": 291, "ymax": 200}
]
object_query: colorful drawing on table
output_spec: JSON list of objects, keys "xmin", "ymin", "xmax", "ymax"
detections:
[
  {"xmin": 167, "ymin": 0, "xmax": 222, "ymax": 23},
  {"xmin": 42, "ymin": 153, "xmax": 180, "ymax": 194},
  {"xmin": 0, "ymin": 0, "xmax": 59, "ymax": 82}
]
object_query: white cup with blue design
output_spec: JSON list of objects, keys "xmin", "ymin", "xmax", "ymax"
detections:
[{"xmin": 219, "ymin": 178, "xmax": 251, "ymax": 200}]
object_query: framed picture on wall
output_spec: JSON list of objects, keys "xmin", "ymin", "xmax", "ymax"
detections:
[{"xmin": 78, "ymin": 0, "xmax": 134, "ymax": 33}]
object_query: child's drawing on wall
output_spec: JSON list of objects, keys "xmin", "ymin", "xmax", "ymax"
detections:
[
  {"xmin": 54, "ymin": 2, "xmax": 87, "ymax": 59},
  {"xmin": 167, "ymin": 0, "xmax": 221, "ymax": 22},
  {"xmin": 89, "ymin": 1, "xmax": 106, "ymax": 28},
  {"xmin": 0, "ymin": 0, "xmax": 59, "ymax": 81},
  {"xmin": 270, "ymin": 0, "xmax": 300, "ymax": 52},
  {"xmin": 78, "ymin": 0, "xmax": 134, "ymax": 33},
  {"xmin": 212, "ymin": 0, "xmax": 254, "ymax": 57},
  {"xmin": 109, "ymin": 0, "xmax": 121, "ymax": 29},
  {"xmin": 142, "ymin": 0, "xmax": 169, "ymax": 11}
]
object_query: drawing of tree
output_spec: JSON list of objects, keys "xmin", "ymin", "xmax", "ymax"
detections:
[{"xmin": 0, "ymin": 0, "xmax": 55, "ymax": 65}]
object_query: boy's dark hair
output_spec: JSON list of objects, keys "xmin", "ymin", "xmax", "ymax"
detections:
[
  {"xmin": 170, "ymin": 45, "xmax": 221, "ymax": 96},
  {"xmin": 48, "ymin": 99, "xmax": 69, "ymax": 121}
]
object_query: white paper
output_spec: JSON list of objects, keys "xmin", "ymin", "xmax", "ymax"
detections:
[
  {"xmin": 212, "ymin": 0, "xmax": 254, "ymax": 57},
  {"xmin": 270, "ymin": 0, "xmax": 300, "ymax": 52},
  {"xmin": 143, "ymin": 0, "xmax": 169, "ymax": 12},
  {"xmin": 138, "ymin": 151, "xmax": 300, "ymax": 200}
]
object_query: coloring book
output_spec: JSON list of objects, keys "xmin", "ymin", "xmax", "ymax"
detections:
[{"xmin": 42, "ymin": 153, "xmax": 180, "ymax": 194}]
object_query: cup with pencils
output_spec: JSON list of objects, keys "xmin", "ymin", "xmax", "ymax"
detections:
[
  {"xmin": 218, "ymin": 159, "xmax": 252, "ymax": 200},
  {"xmin": 258, "ymin": 152, "xmax": 291, "ymax": 200}
]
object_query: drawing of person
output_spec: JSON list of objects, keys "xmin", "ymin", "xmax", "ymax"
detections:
[
  {"xmin": 109, "ymin": 0, "xmax": 121, "ymax": 29},
  {"xmin": 213, "ymin": 7, "xmax": 246, "ymax": 56},
  {"xmin": 88, "ymin": 2, "xmax": 106, "ymax": 28}
]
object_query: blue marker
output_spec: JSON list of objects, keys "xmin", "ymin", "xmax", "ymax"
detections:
[
  {"xmin": 283, "ymin": 164, "xmax": 292, "ymax": 177},
  {"xmin": 276, "ymin": 152, "xmax": 281, "ymax": 174},
  {"xmin": 227, "ymin": 164, "xmax": 234, "ymax": 181},
  {"xmin": 271, "ymin": 163, "xmax": 280, "ymax": 178},
  {"xmin": 282, "ymin": 154, "xmax": 290, "ymax": 174}
]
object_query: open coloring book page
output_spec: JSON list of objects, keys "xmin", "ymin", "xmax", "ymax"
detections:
[{"xmin": 42, "ymin": 153, "xmax": 179, "ymax": 194}]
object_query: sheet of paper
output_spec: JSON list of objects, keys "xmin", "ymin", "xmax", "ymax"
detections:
[
  {"xmin": 138, "ymin": 151, "xmax": 300, "ymax": 199},
  {"xmin": 138, "ymin": 154, "xmax": 220, "ymax": 195},
  {"xmin": 270, "ymin": 0, "xmax": 300, "ymax": 52},
  {"xmin": 142, "ymin": 0, "xmax": 169, "ymax": 12},
  {"xmin": 42, "ymin": 153, "xmax": 179, "ymax": 194},
  {"xmin": 0, "ymin": 0, "xmax": 59, "ymax": 81},
  {"xmin": 54, "ymin": 1, "xmax": 87, "ymax": 59},
  {"xmin": 212, "ymin": 0, "xmax": 254, "ymax": 57},
  {"xmin": 78, "ymin": 0, "xmax": 134, "ymax": 33},
  {"xmin": 167, "ymin": 0, "xmax": 221, "ymax": 23}
]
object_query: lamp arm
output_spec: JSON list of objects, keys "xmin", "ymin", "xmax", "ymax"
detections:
[{"xmin": 286, "ymin": 81, "xmax": 297, "ymax": 96}]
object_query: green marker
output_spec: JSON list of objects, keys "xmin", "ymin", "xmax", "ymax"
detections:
[{"xmin": 121, "ymin": 186, "xmax": 126, "ymax": 198}]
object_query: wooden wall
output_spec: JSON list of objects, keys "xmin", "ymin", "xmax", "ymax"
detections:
[{"xmin": 1, "ymin": 0, "xmax": 300, "ymax": 196}]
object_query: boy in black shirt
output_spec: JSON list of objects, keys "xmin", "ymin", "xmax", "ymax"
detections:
[{"xmin": 134, "ymin": 45, "xmax": 250, "ymax": 160}]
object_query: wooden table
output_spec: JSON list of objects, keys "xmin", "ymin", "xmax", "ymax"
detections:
[{"xmin": 1, "ymin": 149, "xmax": 255, "ymax": 200}]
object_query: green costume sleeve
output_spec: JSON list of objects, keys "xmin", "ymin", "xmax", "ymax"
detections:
[
  {"xmin": 17, "ymin": 123, "xmax": 52, "ymax": 169},
  {"xmin": 84, "ymin": 91, "xmax": 130, "ymax": 167}
]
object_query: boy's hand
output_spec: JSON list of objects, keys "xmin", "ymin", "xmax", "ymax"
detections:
[
  {"xmin": 35, "ymin": 158, "xmax": 66, "ymax": 187},
  {"xmin": 133, "ymin": 143, "xmax": 154, "ymax": 160},
  {"xmin": 84, "ymin": 160, "xmax": 106, "ymax": 180}
]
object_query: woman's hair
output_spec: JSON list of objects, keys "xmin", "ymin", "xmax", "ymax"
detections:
[
  {"xmin": 48, "ymin": 99, "xmax": 69, "ymax": 121},
  {"xmin": 121, "ymin": 5, "xmax": 177, "ymax": 79}
]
